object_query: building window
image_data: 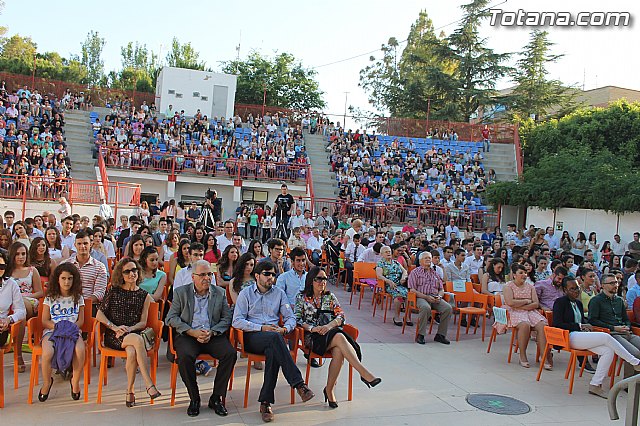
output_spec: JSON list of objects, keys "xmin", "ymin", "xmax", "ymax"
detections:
[
  {"xmin": 193, "ymin": 91, "xmax": 200, "ymax": 97},
  {"xmin": 168, "ymin": 89, "xmax": 175, "ymax": 95},
  {"xmin": 242, "ymin": 189, "xmax": 268, "ymax": 203}
]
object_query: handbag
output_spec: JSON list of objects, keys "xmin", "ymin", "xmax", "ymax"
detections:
[{"xmin": 141, "ymin": 327, "xmax": 156, "ymax": 351}]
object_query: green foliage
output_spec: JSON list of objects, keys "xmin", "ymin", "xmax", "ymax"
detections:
[
  {"xmin": 221, "ymin": 51, "xmax": 325, "ymax": 110},
  {"xmin": 486, "ymin": 101, "xmax": 640, "ymax": 213},
  {"xmin": 166, "ymin": 38, "xmax": 205, "ymax": 70},
  {"xmin": 359, "ymin": 3, "xmax": 510, "ymax": 122},
  {"xmin": 80, "ymin": 31, "xmax": 105, "ymax": 87},
  {"xmin": 501, "ymin": 30, "xmax": 580, "ymax": 122},
  {"xmin": 0, "ymin": 34, "xmax": 36, "ymax": 63}
]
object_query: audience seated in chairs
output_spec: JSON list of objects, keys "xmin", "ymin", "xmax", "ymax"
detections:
[
  {"xmin": 95, "ymin": 257, "xmax": 161, "ymax": 407},
  {"xmin": 295, "ymin": 266, "xmax": 381, "ymax": 408},
  {"xmin": 37, "ymin": 263, "xmax": 85, "ymax": 402},
  {"xmin": 166, "ymin": 259, "xmax": 236, "ymax": 417}
]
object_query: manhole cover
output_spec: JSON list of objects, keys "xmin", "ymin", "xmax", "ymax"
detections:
[{"xmin": 466, "ymin": 393, "xmax": 531, "ymax": 415}]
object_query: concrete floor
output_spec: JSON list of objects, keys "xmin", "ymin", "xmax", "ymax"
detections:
[{"xmin": 0, "ymin": 285, "xmax": 629, "ymax": 425}]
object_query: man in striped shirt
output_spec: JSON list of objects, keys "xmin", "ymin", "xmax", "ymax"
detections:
[{"xmin": 62, "ymin": 230, "xmax": 108, "ymax": 310}]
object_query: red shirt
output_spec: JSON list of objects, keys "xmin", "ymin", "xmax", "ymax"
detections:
[{"xmin": 255, "ymin": 208, "xmax": 265, "ymax": 221}]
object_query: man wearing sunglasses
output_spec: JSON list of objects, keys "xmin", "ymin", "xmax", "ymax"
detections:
[
  {"xmin": 233, "ymin": 260, "xmax": 315, "ymax": 422},
  {"xmin": 166, "ymin": 259, "xmax": 236, "ymax": 417}
]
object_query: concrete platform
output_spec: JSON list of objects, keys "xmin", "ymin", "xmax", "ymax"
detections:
[{"xmin": 0, "ymin": 284, "xmax": 627, "ymax": 425}]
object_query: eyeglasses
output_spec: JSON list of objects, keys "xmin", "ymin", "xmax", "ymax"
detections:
[
  {"xmin": 122, "ymin": 268, "xmax": 139, "ymax": 275},
  {"xmin": 603, "ymin": 281, "xmax": 619, "ymax": 285},
  {"xmin": 313, "ymin": 277, "xmax": 328, "ymax": 283},
  {"xmin": 261, "ymin": 271, "xmax": 277, "ymax": 277},
  {"xmin": 194, "ymin": 272, "xmax": 213, "ymax": 278}
]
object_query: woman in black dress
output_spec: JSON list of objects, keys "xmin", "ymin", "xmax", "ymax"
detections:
[
  {"xmin": 295, "ymin": 266, "xmax": 381, "ymax": 408},
  {"xmin": 96, "ymin": 257, "xmax": 161, "ymax": 407}
]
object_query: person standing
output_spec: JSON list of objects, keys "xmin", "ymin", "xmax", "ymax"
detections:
[
  {"xmin": 166, "ymin": 260, "xmax": 236, "ymax": 417},
  {"xmin": 273, "ymin": 184, "xmax": 295, "ymax": 240},
  {"xmin": 98, "ymin": 199, "xmax": 113, "ymax": 220},
  {"xmin": 232, "ymin": 260, "xmax": 315, "ymax": 422}
]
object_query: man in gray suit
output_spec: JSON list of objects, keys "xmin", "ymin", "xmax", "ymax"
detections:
[{"xmin": 166, "ymin": 259, "xmax": 236, "ymax": 417}]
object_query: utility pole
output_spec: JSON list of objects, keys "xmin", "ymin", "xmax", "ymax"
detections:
[
  {"xmin": 262, "ymin": 83, "xmax": 267, "ymax": 116},
  {"xmin": 343, "ymin": 91, "xmax": 349, "ymax": 131},
  {"xmin": 426, "ymin": 97, "xmax": 432, "ymax": 135}
]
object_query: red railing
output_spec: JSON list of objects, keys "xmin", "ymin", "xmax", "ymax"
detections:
[
  {"xmin": 97, "ymin": 151, "xmax": 110, "ymax": 200},
  {"xmin": 0, "ymin": 71, "xmax": 155, "ymax": 108},
  {"xmin": 312, "ymin": 197, "xmax": 498, "ymax": 231},
  {"xmin": 0, "ymin": 174, "xmax": 140, "ymax": 220},
  {"xmin": 514, "ymin": 122, "xmax": 524, "ymax": 177},
  {"xmin": 100, "ymin": 147, "xmax": 310, "ymax": 185}
]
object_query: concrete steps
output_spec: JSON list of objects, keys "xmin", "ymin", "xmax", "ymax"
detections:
[
  {"xmin": 483, "ymin": 143, "xmax": 518, "ymax": 182},
  {"xmin": 305, "ymin": 132, "xmax": 337, "ymax": 199},
  {"xmin": 65, "ymin": 110, "xmax": 98, "ymax": 181}
]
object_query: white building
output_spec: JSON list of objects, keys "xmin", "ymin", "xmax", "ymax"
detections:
[{"xmin": 155, "ymin": 67, "xmax": 237, "ymax": 119}]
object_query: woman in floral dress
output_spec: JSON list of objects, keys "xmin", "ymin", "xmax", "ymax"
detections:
[{"xmin": 376, "ymin": 246, "xmax": 408, "ymax": 326}]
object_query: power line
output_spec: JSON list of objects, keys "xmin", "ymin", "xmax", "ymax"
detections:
[{"xmin": 311, "ymin": 0, "xmax": 508, "ymax": 70}]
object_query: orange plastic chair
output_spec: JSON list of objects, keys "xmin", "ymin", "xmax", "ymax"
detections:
[
  {"xmin": 536, "ymin": 326, "xmax": 595, "ymax": 394},
  {"xmin": 372, "ymin": 279, "xmax": 393, "ymax": 322},
  {"xmin": 40, "ymin": 277, "xmax": 49, "ymax": 291},
  {"xmin": 232, "ymin": 327, "xmax": 299, "ymax": 408},
  {"xmin": 168, "ymin": 328, "xmax": 234, "ymax": 406},
  {"xmin": 298, "ymin": 324, "xmax": 359, "ymax": 401},
  {"xmin": 95, "ymin": 302, "xmax": 163, "ymax": 404},
  {"xmin": 350, "ymin": 262, "xmax": 377, "ymax": 308},
  {"xmin": 470, "ymin": 274, "xmax": 480, "ymax": 284},
  {"xmin": 27, "ymin": 299, "xmax": 94, "ymax": 403},
  {"xmin": 0, "ymin": 319, "xmax": 21, "ymax": 408},
  {"xmin": 455, "ymin": 292, "xmax": 488, "ymax": 341}
]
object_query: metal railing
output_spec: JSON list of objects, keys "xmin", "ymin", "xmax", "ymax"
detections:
[
  {"xmin": 0, "ymin": 174, "xmax": 141, "ymax": 220},
  {"xmin": 311, "ymin": 197, "xmax": 498, "ymax": 231},
  {"xmin": 100, "ymin": 147, "xmax": 311, "ymax": 185}
]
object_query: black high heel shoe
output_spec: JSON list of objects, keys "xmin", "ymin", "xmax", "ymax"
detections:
[
  {"xmin": 146, "ymin": 384, "xmax": 161, "ymax": 400},
  {"xmin": 361, "ymin": 377, "xmax": 382, "ymax": 388},
  {"xmin": 323, "ymin": 387, "xmax": 338, "ymax": 408},
  {"xmin": 70, "ymin": 381, "xmax": 81, "ymax": 401},
  {"xmin": 126, "ymin": 392, "xmax": 135, "ymax": 407},
  {"xmin": 38, "ymin": 377, "xmax": 54, "ymax": 402}
]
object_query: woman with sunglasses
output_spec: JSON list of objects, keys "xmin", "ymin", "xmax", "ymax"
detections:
[
  {"xmin": 295, "ymin": 266, "xmax": 381, "ymax": 408},
  {"xmin": 552, "ymin": 276, "xmax": 640, "ymax": 398},
  {"xmin": 95, "ymin": 257, "xmax": 161, "ymax": 407}
]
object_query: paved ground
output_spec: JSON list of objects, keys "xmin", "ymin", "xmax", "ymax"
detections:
[{"xmin": 0, "ymin": 284, "xmax": 629, "ymax": 425}]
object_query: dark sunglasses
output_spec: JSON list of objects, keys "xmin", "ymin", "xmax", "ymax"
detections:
[
  {"xmin": 0, "ymin": 264, "xmax": 7, "ymax": 270},
  {"xmin": 122, "ymin": 268, "xmax": 139, "ymax": 275},
  {"xmin": 313, "ymin": 276, "xmax": 328, "ymax": 283},
  {"xmin": 261, "ymin": 271, "xmax": 277, "ymax": 277}
]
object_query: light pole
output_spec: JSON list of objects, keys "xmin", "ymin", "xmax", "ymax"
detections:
[
  {"xmin": 343, "ymin": 91, "xmax": 349, "ymax": 130},
  {"xmin": 426, "ymin": 97, "xmax": 432, "ymax": 135},
  {"xmin": 32, "ymin": 52, "xmax": 36, "ymax": 89},
  {"xmin": 262, "ymin": 83, "xmax": 267, "ymax": 116}
]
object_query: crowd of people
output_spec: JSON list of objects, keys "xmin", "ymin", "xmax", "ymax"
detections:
[
  {"xmin": 327, "ymin": 128, "xmax": 495, "ymax": 216},
  {"xmin": 95, "ymin": 103, "xmax": 314, "ymax": 181},
  {"xmin": 0, "ymin": 82, "xmax": 72, "ymax": 199}
]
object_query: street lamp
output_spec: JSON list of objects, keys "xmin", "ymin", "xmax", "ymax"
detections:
[
  {"xmin": 343, "ymin": 91, "xmax": 349, "ymax": 130},
  {"xmin": 262, "ymin": 82, "xmax": 267, "ymax": 116}
]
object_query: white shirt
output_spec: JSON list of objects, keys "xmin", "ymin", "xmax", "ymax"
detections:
[
  {"xmin": 103, "ymin": 239, "xmax": 116, "ymax": 259},
  {"xmin": 306, "ymin": 236, "xmax": 322, "ymax": 253},
  {"xmin": 345, "ymin": 242, "xmax": 364, "ymax": 263},
  {"xmin": 464, "ymin": 255, "xmax": 483, "ymax": 275},
  {"xmin": 358, "ymin": 247, "xmax": 381, "ymax": 263},
  {"xmin": 61, "ymin": 231, "xmax": 76, "ymax": 253},
  {"xmin": 612, "ymin": 240, "xmax": 628, "ymax": 256},
  {"xmin": 289, "ymin": 215, "xmax": 305, "ymax": 229},
  {"xmin": 99, "ymin": 203, "xmax": 113, "ymax": 220},
  {"xmin": 216, "ymin": 234, "xmax": 233, "ymax": 253},
  {"xmin": 173, "ymin": 266, "xmax": 193, "ymax": 290}
]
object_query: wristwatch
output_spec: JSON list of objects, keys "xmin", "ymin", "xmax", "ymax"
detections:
[{"xmin": 8, "ymin": 316, "xmax": 14, "ymax": 325}]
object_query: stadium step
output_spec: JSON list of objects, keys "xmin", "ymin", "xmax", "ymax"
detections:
[
  {"xmin": 64, "ymin": 109, "xmax": 99, "ymax": 181},
  {"xmin": 304, "ymin": 132, "xmax": 337, "ymax": 200}
]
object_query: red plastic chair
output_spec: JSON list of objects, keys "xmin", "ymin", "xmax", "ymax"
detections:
[{"xmin": 0, "ymin": 319, "xmax": 22, "ymax": 408}]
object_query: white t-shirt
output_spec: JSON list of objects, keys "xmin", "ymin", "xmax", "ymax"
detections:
[{"xmin": 44, "ymin": 295, "xmax": 84, "ymax": 324}]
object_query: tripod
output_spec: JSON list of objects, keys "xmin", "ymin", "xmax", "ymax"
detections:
[
  {"xmin": 199, "ymin": 206, "xmax": 216, "ymax": 233},
  {"xmin": 274, "ymin": 215, "xmax": 289, "ymax": 241}
]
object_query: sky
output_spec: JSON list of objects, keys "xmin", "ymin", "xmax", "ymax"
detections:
[{"xmin": 3, "ymin": 0, "xmax": 639, "ymax": 128}]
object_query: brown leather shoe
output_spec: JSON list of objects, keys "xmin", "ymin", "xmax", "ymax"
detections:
[
  {"xmin": 260, "ymin": 402, "xmax": 274, "ymax": 422},
  {"xmin": 296, "ymin": 383, "xmax": 315, "ymax": 402}
]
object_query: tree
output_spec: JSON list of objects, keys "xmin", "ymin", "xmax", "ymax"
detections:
[
  {"xmin": 486, "ymin": 101, "xmax": 640, "ymax": 213},
  {"xmin": 0, "ymin": 34, "xmax": 36, "ymax": 63},
  {"xmin": 359, "ymin": 11, "xmax": 457, "ymax": 120},
  {"xmin": 80, "ymin": 31, "xmax": 105, "ymax": 87},
  {"xmin": 221, "ymin": 51, "xmax": 325, "ymax": 110},
  {"xmin": 165, "ymin": 37, "xmax": 205, "ymax": 70},
  {"xmin": 441, "ymin": 0, "xmax": 511, "ymax": 121},
  {"xmin": 501, "ymin": 30, "xmax": 579, "ymax": 122},
  {"xmin": 0, "ymin": 1, "xmax": 7, "ymax": 38}
]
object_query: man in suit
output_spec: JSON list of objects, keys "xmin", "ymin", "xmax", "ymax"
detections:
[
  {"xmin": 116, "ymin": 215, "xmax": 140, "ymax": 250},
  {"xmin": 152, "ymin": 218, "xmax": 169, "ymax": 246},
  {"xmin": 166, "ymin": 259, "xmax": 237, "ymax": 417}
]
